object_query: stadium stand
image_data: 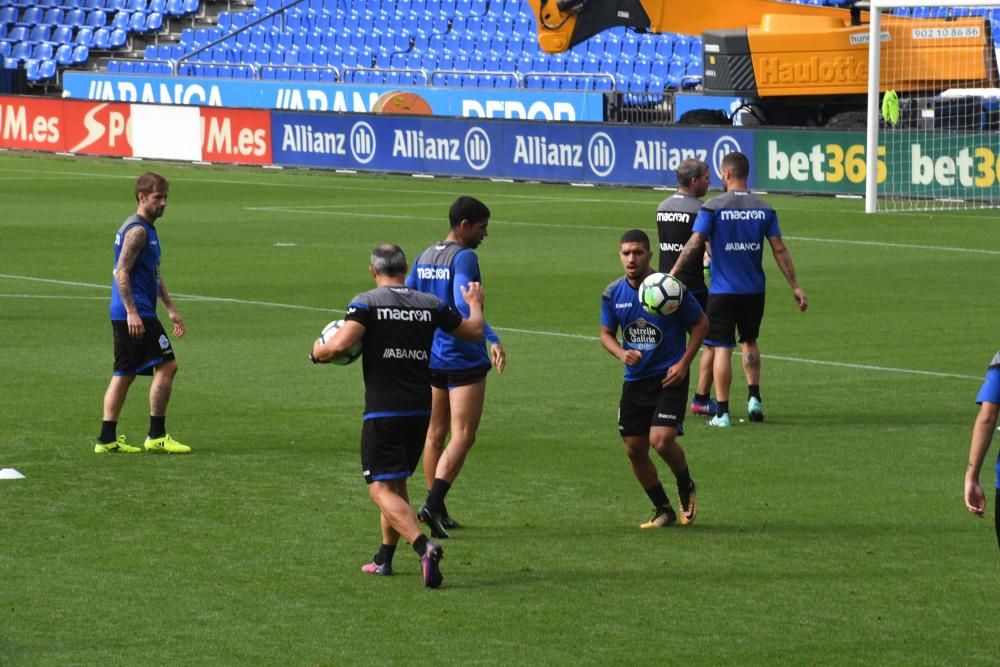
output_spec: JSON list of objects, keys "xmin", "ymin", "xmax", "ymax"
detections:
[{"xmin": 0, "ymin": 0, "xmax": 998, "ymax": 94}]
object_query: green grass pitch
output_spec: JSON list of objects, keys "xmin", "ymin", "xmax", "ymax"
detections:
[{"xmin": 1, "ymin": 151, "xmax": 998, "ymax": 665}]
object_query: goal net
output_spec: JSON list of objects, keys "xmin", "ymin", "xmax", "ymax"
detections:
[{"xmin": 865, "ymin": 0, "xmax": 1000, "ymax": 213}]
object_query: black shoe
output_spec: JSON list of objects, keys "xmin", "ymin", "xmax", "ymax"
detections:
[
  {"xmin": 441, "ymin": 513, "xmax": 461, "ymax": 530},
  {"xmin": 420, "ymin": 541, "xmax": 444, "ymax": 589},
  {"xmin": 417, "ymin": 503, "xmax": 450, "ymax": 539},
  {"xmin": 678, "ymin": 480, "xmax": 697, "ymax": 526}
]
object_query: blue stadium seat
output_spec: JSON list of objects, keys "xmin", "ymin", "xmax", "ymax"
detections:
[
  {"xmin": 17, "ymin": 6, "xmax": 43, "ymax": 26},
  {"xmin": 109, "ymin": 28, "xmax": 128, "ymax": 49},
  {"xmin": 50, "ymin": 25, "xmax": 74, "ymax": 45},
  {"xmin": 24, "ymin": 58, "xmax": 41, "ymax": 80},
  {"xmin": 144, "ymin": 11, "xmax": 161, "ymax": 31},
  {"xmin": 0, "ymin": 7, "xmax": 16, "ymax": 24},
  {"xmin": 37, "ymin": 57, "xmax": 56, "ymax": 80},
  {"xmin": 10, "ymin": 41, "xmax": 32, "ymax": 60},
  {"xmin": 85, "ymin": 9, "xmax": 106, "ymax": 26},
  {"xmin": 111, "ymin": 10, "xmax": 129, "ymax": 28},
  {"xmin": 55, "ymin": 42, "xmax": 73, "ymax": 64},
  {"xmin": 75, "ymin": 26, "xmax": 94, "ymax": 45},
  {"xmin": 62, "ymin": 7, "xmax": 83, "ymax": 26},
  {"xmin": 28, "ymin": 25, "xmax": 52, "ymax": 42},
  {"xmin": 6, "ymin": 25, "xmax": 28, "ymax": 42},
  {"xmin": 91, "ymin": 26, "xmax": 110, "ymax": 47},
  {"xmin": 33, "ymin": 42, "xmax": 53, "ymax": 59},
  {"xmin": 41, "ymin": 7, "xmax": 64, "ymax": 25}
]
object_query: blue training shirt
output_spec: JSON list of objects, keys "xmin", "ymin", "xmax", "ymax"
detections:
[
  {"xmin": 405, "ymin": 240, "xmax": 500, "ymax": 371},
  {"xmin": 110, "ymin": 215, "xmax": 160, "ymax": 320},
  {"xmin": 692, "ymin": 190, "xmax": 780, "ymax": 295},
  {"xmin": 975, "ymin": 351, "xmax": 1000, "ymax": 489},
  {"xmin": 600, "ymin": 275, "xmax": 704, "ymax": 382}
]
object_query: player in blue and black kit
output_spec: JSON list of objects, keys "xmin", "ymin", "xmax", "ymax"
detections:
[
  {"xmin": 95, "ymin": 172, "xmax": 190, "ymax": 455},
  {"xmin": 601, "ymin": 229, "xmax": 708, "ymax": 528},
  {"xmin": 964, "ymin": 351, "xmax": 1000, "ymax": 550},
  {"xmin": 670, "ymin": 152, "xmax": 808, "ymax": 428},
  {"xmin": 406, "ymin": 196, "xmax": 506, "ymax": 538},
  {"xmin": 311, "ymin": 244, "xmax": 486, "ymax": 587},
  {"xmin": 657, "ymin": 158, "xmax": 715, "ymax": 417}
]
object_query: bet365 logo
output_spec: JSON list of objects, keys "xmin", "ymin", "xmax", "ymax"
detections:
[{"xmin": 767, "ymin": 139, "xmax": 886, "ymax": 185}]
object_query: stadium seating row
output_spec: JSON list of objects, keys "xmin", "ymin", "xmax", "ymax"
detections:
[{"xmin": 5, "ymin": 0, "xmax": 1000, "ymax": 88}]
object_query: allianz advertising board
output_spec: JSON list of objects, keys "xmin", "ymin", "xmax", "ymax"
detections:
[
  {"xmin": 270, "ymin": 111, "xmax": 753, "ymax": 188},
  {"xmin": 61, "ymin": 72, "xmax": 604, "ymax": 122}
]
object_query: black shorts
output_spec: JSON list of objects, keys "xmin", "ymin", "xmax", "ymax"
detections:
[
  {"xmin": 690, "ymin": 288, "xmax": 709, "ymax": 312},
  {"xmin": 705, "ymin": 293, "xmax": 766, "ymax": 347},
  {"xmin": 430, "ymin": 364, "xmax": 491, "ymax": 390},
  {"xmin": 618, "ymin": 374, "xmax": 689, "ymax": 437},
  {"xmin": 360, "ymin": 415, "xmax": 431, "ymax": 485},
  {"xmin": 112, "ymin": 318, "xmax": 174, "ymax": 376}
]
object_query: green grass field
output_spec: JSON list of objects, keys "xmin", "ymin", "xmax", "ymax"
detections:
[{"xmin": 1, "ymin": 151, "xmax": 998, "ymax": 666}]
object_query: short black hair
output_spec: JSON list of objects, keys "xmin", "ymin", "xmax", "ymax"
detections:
[
  {"xmin": 721, "ymin": 151, "xmax": 750, "ymax": 180},
  {"xmin": 449, "ymin": 196, "xmax": 491, "ymax": 228},
  {"xmin": 620, "ymin": 229, "xmax": 650, "ymax": 250},
  {"xmin": 370, "ymin": 244, "xmax": 407, "ymax": 277}
]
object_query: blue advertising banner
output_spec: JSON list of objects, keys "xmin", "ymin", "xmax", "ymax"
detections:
[
  {"xmin": 61, "ymin": 73, "xmax": 605, "ymax": 122},
  {"xmin": 271, "ymin": 112, "xmax": 754, "ymax": 188}
]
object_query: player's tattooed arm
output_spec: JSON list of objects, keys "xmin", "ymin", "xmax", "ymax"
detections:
[
  {"xmin": 116, "ymin": 226, "xmax": 146, "ymax": 311},
  {"xmin": 669, "ymin": 232, "xmax": 706, "ymax": 280}
]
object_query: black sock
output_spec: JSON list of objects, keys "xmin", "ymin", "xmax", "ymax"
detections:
[
  {"xmin": 374, "ymin": 544, "xmax": 396, "ymax": 566},
  {"xmin": 644, "ymin": 482, "xmax": 670, "ymax": 510},
  {"xmin": 149, "ymin": 415, "xmax": 166, "ymax": 439},
  {"xmin": 675, "ymin": 467, "xmax": 692, "ymax": 492},
  {"xmin": 693, "ymin": 393, "xmax": 709, "ymax": 404},
  {"xmin": 98, "ymin": 421, "xmax": 117, "ymax": 444},
  {"xmin": 717, "ymin": 401, "xmax": 729, "ymax": 417},
  {"xmin": 749, "ymin": 385, "xmax": 761, "ymax": 400},
  {"xmin": 412, "ymin": 534, "xmax": 429, "ymax": 556},
  {"xmin": 426, "ymin": 478, "xmax": 451, "ymax": 514}
]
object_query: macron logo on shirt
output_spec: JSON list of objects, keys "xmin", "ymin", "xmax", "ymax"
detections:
[
  {"xmin": 719, "ymin": 209, "xmax": 766, "ymax": 221},
  {"xmin": 417, "ymin": 267, "xmax": 450, "ymax": 280}
]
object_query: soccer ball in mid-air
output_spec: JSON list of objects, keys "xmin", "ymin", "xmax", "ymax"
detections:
[
  {"xmin": 320, "ymin": 319, "xmax": 362, "ymax": 365},
  {"xmin": 639, "ymin": 273, "xmax": 685, "ymax": 316}
]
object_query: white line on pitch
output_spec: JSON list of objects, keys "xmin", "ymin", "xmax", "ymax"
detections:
[
  {"xmin": 0, "ymin": 294, "xmax": 107, "ymax": 300},
  {"xmin": 0, "ymin": 272, "xmax": 981, "ymax": 381},
  {"xmin": 244, "ymin": 206, "xmax": 1000, "ymax": 253}
]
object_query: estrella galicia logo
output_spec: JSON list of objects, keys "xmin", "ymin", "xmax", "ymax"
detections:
[
  {"xmin": 350, "ymin": 121, "xmax": 376, "ymax": 164},
  {"xmin": 464, "ymin": 127, "xmax": 491, "ymax": 171},
  {"xmin": 587, "ymin": 132, "xmax": 615, "ymax": 177},
  {"xmin": 711, "ymin": 135, "xmax": 742, "ymax": 178},
  {"xmin": 623, "ymin": 318, "xmax": 662, "ymax": 351}
]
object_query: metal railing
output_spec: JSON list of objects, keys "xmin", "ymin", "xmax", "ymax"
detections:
[{"xmin": 173, "ymin": 0, "xmax": 309, "ymax": 76}]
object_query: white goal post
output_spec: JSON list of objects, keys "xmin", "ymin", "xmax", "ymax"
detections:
[{"xmin": 865, "ymin": 0, "xmax": 1000, "ymax": 213}]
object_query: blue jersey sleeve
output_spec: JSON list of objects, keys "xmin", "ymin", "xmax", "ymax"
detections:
[
  {"xmin": 484, "ymin": 322, "xmax": 500, "ymax": 345},
  {"xmin": 692, "ymin": 208, "xmax": 713, "ymax": 236},
  {"xmin": 451, "ymin": 250, "xmax": 478, "ymax": 318},
  {"xmin": 450, "ymin": 250, "xmax": 500, "ymax": 344},
  {"xmin": 976, "ymin": 367, "xmax": 1000, "ymax": 405},
  {"xmin": 765, "ymin": 210, "xmax": 782, "ymax": 238}
]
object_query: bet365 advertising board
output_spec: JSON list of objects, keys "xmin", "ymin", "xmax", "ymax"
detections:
[{"xmin": 754, "ymin": 130, "xmax": 1000, "ymax": 199}]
